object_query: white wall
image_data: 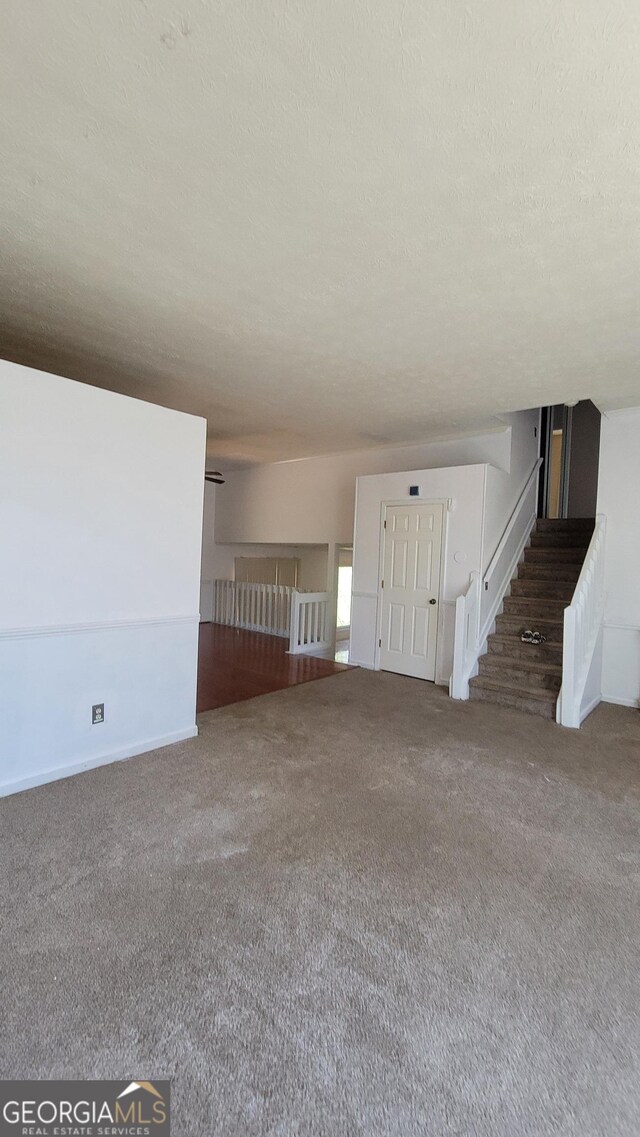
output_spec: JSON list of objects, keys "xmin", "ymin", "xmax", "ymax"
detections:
[
  {"xmin": 351, "ymin": 465, "xmax": 486, "ymax": 681},
  {"xmin": 567, "ymin": 399, "xmax": 601, "ymax": 519},
  {"xmin": 482, "ymin": 410, "xmax": 540, "ymax": 569},
  {"xmin": 0, "ymin": 362, "xmax": 206, "ymax": 795},
  {"xmin": 208, "ymin": 542, "xmax": 327, "ymax": 592},
  {"xmin": 597, "ymin": 408, "xmax": 640, "ymax": 707},
  {"xmin": 480, "ymin": 409, "xmax": 540, "ymax": 635},
  {"xmin": 201, "ymin": 485, "xmax": 328, "ymax": 594},
  {"xmin": 208, "ymin": 428, "xmax": 516, "ymax": 602}
]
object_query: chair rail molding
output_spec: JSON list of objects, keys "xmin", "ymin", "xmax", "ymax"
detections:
[{"xmin": 0, "ymin": 614, "xmax": 199, "ymax": 640}]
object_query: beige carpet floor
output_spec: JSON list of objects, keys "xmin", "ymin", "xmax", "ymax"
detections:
[{"xmin": 1, "ymin": 669, "xmax": 639, "ymax": 1136}]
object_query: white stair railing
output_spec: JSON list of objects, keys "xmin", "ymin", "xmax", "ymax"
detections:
[
  {"xmin": 289, "ymin": 591, "xmax": 331, "ymax": 655},
  {"xmin": 450, "ymin": 572, "xmax": 481, "ymax": 699},
  {"xmin": 556, "ymin": 516, "xmax": 606, "ymax": 728},
  {"xmin": 212, "ymin": 581, "xmax": 294, "ymax": 638},
  {"xmin": 450, "ymin": 457, "xmax": 542, "ymax": 700},
  {"xmin": 479, "ymin": 458, "xmax": 542, "ymax": 644}
]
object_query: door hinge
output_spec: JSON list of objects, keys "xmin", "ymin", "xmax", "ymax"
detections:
[
  {"xmin": 381, "ymin": 580, "xmax": 384, "ymax": 589},
  {"xmin": 383, "ymin": 519, "xmax": 387, "ymax": 528},
  {"xmin": 379, "ymin": 639, "xmax": 382, "ymax": 647}
]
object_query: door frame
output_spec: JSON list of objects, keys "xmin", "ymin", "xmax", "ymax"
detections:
[
  {"xmin": 374, "ymin": 497, "xmax": 449, "ymax": 678},
  {"xmin": 332, "ymin": 543, "xmax": 353, "ymax": 644},
  {"xmin": 559, "ymin": 405, "xmax": 573, "ymax": 518},
  {"xmin": 539, "ymin": 404, "xmax": 574, "ymax": 519}
]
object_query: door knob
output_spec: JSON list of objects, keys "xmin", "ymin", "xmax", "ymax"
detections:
[{"xmin": 429, "ymin": 598, "xmax": 437, "ymax": 605}]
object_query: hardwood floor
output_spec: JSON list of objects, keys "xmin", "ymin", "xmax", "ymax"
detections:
[{"xmin": 197, "ymin": 623, "xmax": 351, "ymax": 713}]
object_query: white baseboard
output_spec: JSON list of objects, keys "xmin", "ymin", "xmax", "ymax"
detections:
[
  {"xmin": 304, "ymin": 648, "xmax": 335, "ymax": 660},
  {"xmin": 579, "ymin": 694, "xmax": 602, "ymax": 722},
  {"xmin": 0, "ymin": 726, "xmax": 198, "ymax": 798},
  {"xmin": 602, "ymin": 694, "xmax": 639, "ymax": 709},
  {"xmin": 348, "ymin": 659, "xmax": 375, "ymax": 670}
]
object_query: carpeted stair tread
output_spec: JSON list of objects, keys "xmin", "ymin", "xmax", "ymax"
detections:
[
  {"xmin": 469, "ymin": 687, "xmax": 557, "ymax": 719},
  {"xmin": 487, "ymin": 634, "xmax": 563, "ymax": 664},
  {"xmin": 469, "ymin": 677, "xmax": 558, "ymax": 719},
  {"xmin": 481, "ymin": 656, "xmax": 562, "ymax": 677},
  {"xmin": 530, "ymin": 533, "xmax": 590, "ymax": 548},
  {"xmin": 511, "ymin": 579, "xmax": 576, "ymax": 600},
  {"xmin": 471, "ymin": 515, "xmax": 593, "ymax": 719},
  {"xmin": 496, "ymin": 612, "xmax": 564, "ymax": 628},
  {"xmin": 535, "ymin": 517, "xmax": 595, "ymax": 532},
  {"xmin": 479, "ymin": 657, "xmax": 562, "ymax": 692},
  {"xmin": 503, "ymin": 595, "xmax": 568, "ymax": 616},
  {"xmin": 495, "ymin": 615, "xmax": 564, "ymax": 643},
  {"xmin": 524, "ymin": 546, "xmax": 587, "ymax": 563},
  {"xmin": 470, "ymin": 673, "xmax": 558, "ymax": 698},
  {"xmin": 518, "ymin": 562, "xmax": 581, "ymax": 579}
]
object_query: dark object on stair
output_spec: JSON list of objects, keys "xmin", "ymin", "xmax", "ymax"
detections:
[
  {"xmin": 521, "ymin": 629, "xmax": 547, "ymax": 645},
  {"xmin": 470, "ymin": 518, "xmax": 594, "ymax": 720}
]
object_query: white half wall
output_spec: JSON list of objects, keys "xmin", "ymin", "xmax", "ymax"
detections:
[
  {"xmin": 0, "ymin": 361, "xmax": 206, "ymax": 795},
  {"xmin": 597, "ymin": 407, "xmax": 640, "ymax": 707},
  {"xmin": 351, "ymin": 464, "xmax": 486, "ymax": 682},
  {"xmin": 202, "ymin": 497, "xmax": 327, "ymax": 591}
]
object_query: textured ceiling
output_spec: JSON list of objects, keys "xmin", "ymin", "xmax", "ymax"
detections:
[{"xmin": 1, "ymin": 0, "xmax": 640, "ymax": 465}]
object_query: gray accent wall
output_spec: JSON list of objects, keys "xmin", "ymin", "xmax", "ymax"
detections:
[{"xmin": 567, "ymin": 400, "xmax": 601, "ymax": 518}]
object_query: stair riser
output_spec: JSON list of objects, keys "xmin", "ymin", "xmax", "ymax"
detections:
[
  {"xmin": 524, "ymin": 547, "xmax": 586, "ymax": 564},
  {"xmin": 503, "ymin": 597, "xmax": 567, "ymax": 618},
  {"xmin": 518, "ymin": 563, "xmax": 580, "ymax": 581},
  {"xmin": 468, "ymin": 516, "xmax": 590, "ymax": 721},
  {"xmin": 479, "ymin": 660, "xmax": 561, "ymax": 691},
  {"xmin": 511, "ymin": 580, "xmax": 575, "ymax": 601},
  {"xmin": 535, "ymin": 519, "xmax": 594, "ymax": 533},
  {"xmin": 530, "ymin": 534, "xmax": 590, "ymax": 549},
  {"xmin": 495, "ymin": 615, "xmax": 564, "ymax": 643},
  {"xmin": 469, "ymin": 685, "xmax": 556, "ymax": 720},
  {"xmin": 487, "ymin": 639, "xmax": 563, "ymax": 665}
]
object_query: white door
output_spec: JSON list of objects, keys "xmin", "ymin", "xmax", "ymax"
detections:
[{"xmin": 379, "ymin": 502, "xmax": 444, "ymax": 681}]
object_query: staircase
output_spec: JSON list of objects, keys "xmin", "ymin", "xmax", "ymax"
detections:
[{"xmin": 469, "ymin": 518, "xmax": 595, "ymax": 719}]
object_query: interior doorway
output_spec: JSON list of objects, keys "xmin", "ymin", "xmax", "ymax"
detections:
[
  {"xmin": 547, "ymin": 407, "xmax": 567, "ymax": 519},
  {"xmin": 539, "ymin": 401, "xmax": 601, "ymax": 520},
  {"xmin": 335, "ymin": 546, "xmax": 352, "ymax": 664}
]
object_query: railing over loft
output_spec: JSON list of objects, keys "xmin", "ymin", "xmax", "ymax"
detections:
[
  {"xmin": 556, "ymin": 516, "xmax": 606, "ymax": 729},
  {"xmin": 211, "ymin": 581, "xmax": 333, "ymax": 655},
  {"xmin": 289, "ymin": 591, "xmax": 332, "ymax": 655},
  {"xmin": 212, "ymin": 581, "xmax": 293, "ymax": 638}
]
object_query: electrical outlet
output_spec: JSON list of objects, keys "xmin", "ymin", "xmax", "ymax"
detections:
[{"xmin": 92, "ymin": 703, "xmax": 104, "ymax": 725}]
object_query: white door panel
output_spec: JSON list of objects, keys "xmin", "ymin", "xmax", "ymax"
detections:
[{"xmin": 379, "ymin": 502, "xmax": 444, "ymax": 681}]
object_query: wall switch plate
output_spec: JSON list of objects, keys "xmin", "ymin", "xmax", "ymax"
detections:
[{"xmin": 92, "ymin": 703, "xmax": 104, "ymax": 725}]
